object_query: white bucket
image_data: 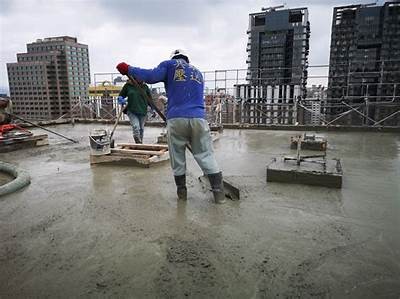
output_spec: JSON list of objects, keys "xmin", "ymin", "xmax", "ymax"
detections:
[{"xmin": 89, "ymin": 129, "xmax": 111, "ymax": 155}]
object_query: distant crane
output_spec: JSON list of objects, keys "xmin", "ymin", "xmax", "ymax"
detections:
[{"xmin": 261, "ymin": 4, "xmax": 285, "ymax": 12}]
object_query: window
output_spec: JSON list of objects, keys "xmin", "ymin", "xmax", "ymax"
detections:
[
  {"xmin": 289, "ymin": 11, "xmax": 303, "ymax": 23},
  {"xmin": 254, "ymin": 16, "xmax": 265, "ymax": 26},
  {"xmin": 364, "ymin": 16, "xmax": 375, "ymax": 24}
]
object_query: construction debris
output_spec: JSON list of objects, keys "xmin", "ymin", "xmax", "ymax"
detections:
[
  {"xmin": 0, "ymin": 124, "xmax": 48, "ymax": 153},
  {"xmin": 290, "ymin": 133, "xmax": 327, "ymax": 151}
]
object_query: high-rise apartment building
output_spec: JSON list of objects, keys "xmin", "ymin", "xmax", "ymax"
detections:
[
  {"xmin": 7, "ymin": 36, "xmax": 90, "ymax": 120},
  {"xmin": 327, "ymin": 2, "xmax": 400, "ymax": 125},
  {"xmin": 246, "ymin": 6, "xmax": 310, "ymax": 97},
  {"xmin": 239, "ymin": 6, "xmax": 310, "ymax": 125}
]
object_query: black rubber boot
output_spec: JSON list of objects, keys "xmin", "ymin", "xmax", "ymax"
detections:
[
  {"xmin": 134, "ymin": 136, "xmax": 142, "ymax": 144},
  {"xmin": 207, "ymin": 172, "xmax": 226, "ymax": 204},
  {"xmin": 174, "ymin": 175, "xmax": 187, "ymax": 201}
]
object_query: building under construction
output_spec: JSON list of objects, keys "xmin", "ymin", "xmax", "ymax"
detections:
[
  {"xmin": 235, "ymin": 5, "xmax": 310, "ymax": 125},
  {"xmin": 327, "ymin": 2, "xmax": 400, "ymax": 125},
  {"xmin": 246, "ymin": 6, "xmax": 310, "ymax": 94}
]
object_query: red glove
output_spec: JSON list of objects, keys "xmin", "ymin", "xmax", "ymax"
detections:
[{"xmin": 116, "ymin": 62, "xmax": 130, "ymax": 75}]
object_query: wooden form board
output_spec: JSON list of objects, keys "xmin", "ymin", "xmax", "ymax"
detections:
[
  {"xmin": 90, "ymin": 143, "xmax": 169, "ymax": 167},
  {"xmin": 117, "ymin": 143, "xmax": 168, "ymax": 150},
  {"xmin": 0, "ymin": 134, "xmax": 49, "ymax": 153}
]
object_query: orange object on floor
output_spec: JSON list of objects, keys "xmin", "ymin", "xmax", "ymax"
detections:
[{"xmin": 0, "ymin": 124, "xmax": 31, "ymax": 138}]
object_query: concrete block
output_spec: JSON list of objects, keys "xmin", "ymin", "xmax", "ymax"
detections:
[
  {"xmin": 267, "ymin": 158, "xmax": 343, "ymax": 188},
  {"xmin": 290, "ymin": 137, "xmax": 327, "ymax": 151}
]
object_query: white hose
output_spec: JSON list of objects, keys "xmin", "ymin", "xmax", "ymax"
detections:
[{"xmin": 0, "ymin": 161, "xmax": 31, "ymax": 197}]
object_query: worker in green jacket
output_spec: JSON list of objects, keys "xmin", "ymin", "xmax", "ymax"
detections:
[{"xmin": 117, "ymin": 79, "xmax": 151, "ymax": 143}]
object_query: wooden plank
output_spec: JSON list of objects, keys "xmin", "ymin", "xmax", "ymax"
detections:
[
  {"xmin": 36, "ymin": 138, "xmax": 49, "ymax": 146},
  {"xmin": 90, "ymin": 154, "xmax": 150, "ymax": 167},
  {"xmin": 118, "ymin": 143, "xmax": 169, "ymax": 148},
  {"xmin": 109, "ymin": 153, "xmax": 151, "ymax": 159},
  {"xmin": 90, "ymin": 152, "xmax": 169, "ymax": 167},
  {"xmin": 111, "ymin": 148, "xmax": 167, "ymax": 156},
  {"xmin": 0, "ymin": 134, "xmax": 49, "ymax": 153},
  {"xmin": 0, "ymin": 134, "xmax": 47, "ymax": 144},
  {"xmin": 148, "ymin": 151, "xmax": 170, "ymax": 163},
  {"xmin": 91, "ymin": 141, "xmax": 170, "ymax": 167},
  {"xmin": 117, "ymin": 143, "xmax": 168, "ymax": 150},
  {"xmin": 90, "ymin": 153, "xmax": 149, "ymax": 163},
  {"xmin": 24, "ymin": 134, "xmax": 48, "ymax": 140},
  {"xmin": 120, "ymin": 145, "xmax": 168, "ymax": 151}
]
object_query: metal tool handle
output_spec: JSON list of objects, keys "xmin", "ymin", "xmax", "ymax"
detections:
[
  {"xmin": 126, "ymin": 75, "xmax": 194, "ymax": 154},
  {"xmin": 127, "ymin": 75, "xmax": 167, "ymax": 122},
  {"xmin": 110, "ymin": 105, "xmax": 124, "ymax": 139},
  {"xmin": 7, "ymin": 112, "xmax": 78, "ymax": 143}
]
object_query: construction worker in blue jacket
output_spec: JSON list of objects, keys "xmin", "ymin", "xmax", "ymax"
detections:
[{"xmin": 116, "ymin": 49, "xmax": 225, "ymax": 204}]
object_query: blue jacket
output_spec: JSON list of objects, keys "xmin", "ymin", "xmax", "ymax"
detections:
[{"xmin": 128, "ymin": 59, "xmax": 205, "ymax": 120}]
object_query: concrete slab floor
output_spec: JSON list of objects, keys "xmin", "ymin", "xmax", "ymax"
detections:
[{"xmin": 0, "ymin": 123, "xmax": 399, "ymax": 298}]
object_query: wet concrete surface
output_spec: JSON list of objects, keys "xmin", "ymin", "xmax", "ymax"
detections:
[{"xmin": 0, "ymin": 123, "xmax": 399, "ymax": 298}]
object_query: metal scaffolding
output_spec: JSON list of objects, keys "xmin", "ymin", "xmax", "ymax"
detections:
[{"xmin": 73, "ymin": 61, "xmax": 400, "ymax": 128}]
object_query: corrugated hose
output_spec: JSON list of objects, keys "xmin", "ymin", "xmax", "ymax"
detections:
[{"xmin": 0, "ymin": 161, "xmax": 31, "ymax": 197}]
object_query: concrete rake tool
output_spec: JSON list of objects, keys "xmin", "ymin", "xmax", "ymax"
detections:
[{"xmin": 6, "ymin": 112, "xmax": 78, "ymax": 143}]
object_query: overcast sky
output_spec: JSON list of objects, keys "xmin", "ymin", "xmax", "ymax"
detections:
[{"xmin": 0, "ymin": 0, "xmax": 382, "ymax": 94}]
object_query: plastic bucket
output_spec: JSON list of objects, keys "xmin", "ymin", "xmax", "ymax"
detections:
[{"xmin": 89, "ymin": 129, "xmax": 111, "ymax": 155}]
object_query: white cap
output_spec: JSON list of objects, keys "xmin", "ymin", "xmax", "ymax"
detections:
[{"xmin": 170, "ymin": 49, "xmax": 189, "ymax": 60}]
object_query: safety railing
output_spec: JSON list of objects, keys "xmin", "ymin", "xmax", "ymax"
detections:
[{"xmin": 74, "ymin": 61, "xmax": 400, "ymax": 127}]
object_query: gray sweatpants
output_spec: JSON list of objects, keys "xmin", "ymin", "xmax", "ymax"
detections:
[{"xmin": 167, "ymin": 118, "xmax": 220, "ymax": 176}]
